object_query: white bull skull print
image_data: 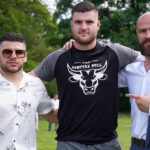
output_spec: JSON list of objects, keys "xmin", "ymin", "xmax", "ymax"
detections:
[{"xmin": 67, "ymin": 61, "xmax": 108, "ymax": 95}]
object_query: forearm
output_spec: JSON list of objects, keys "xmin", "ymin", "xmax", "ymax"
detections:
[{"xmin": 40, "ymin": 109, "xmax": 58, "ymax": 123}]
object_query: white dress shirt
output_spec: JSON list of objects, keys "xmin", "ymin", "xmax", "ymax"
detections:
[
  {"xmin": 0, "ymin": 72, "xmax": 53, "ymax": 150},
  {"xmin": 118, "ymin": 56, "xmax": 150, "ymax": 140}
]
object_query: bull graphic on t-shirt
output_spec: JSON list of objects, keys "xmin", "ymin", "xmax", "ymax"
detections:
[{"xmin": 67, "ymin": 61, "xmax": 108, "ymax": 95}]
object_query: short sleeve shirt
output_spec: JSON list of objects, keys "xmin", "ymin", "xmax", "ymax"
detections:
[{"xmin": 0, "ymin": 72, "xmax": 53, "ymax": 150}]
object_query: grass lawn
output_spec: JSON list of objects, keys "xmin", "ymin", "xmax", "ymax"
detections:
[
  {"xmin": 117, "ymin": 113, "xmax": 131, "ymax": 150},
  {"xmin": 36, "ymin": 113, "xmax": 131, "ymax": 150}
]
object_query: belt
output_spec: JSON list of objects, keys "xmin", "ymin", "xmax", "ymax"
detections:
[{"xmin": 132, "ymin": 137, "xmax": 145, "ymax": 147}]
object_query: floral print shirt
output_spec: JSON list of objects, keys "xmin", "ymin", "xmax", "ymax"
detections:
[{"xmin": 0, "ymin": 72, "xmax": 53, "ymax": 150}]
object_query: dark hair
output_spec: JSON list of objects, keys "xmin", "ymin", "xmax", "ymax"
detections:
[
  {"xmin": 0, "ymin": 32, "xmax": 26, "ymax": 45},
  {"xmin": 72, "ymin": 1, "xmax": 98, "ymax": 16}
]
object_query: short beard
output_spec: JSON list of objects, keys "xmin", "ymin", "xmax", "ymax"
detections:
[
  {"xmin": 72, "ymin": 32, "xmax": 97, "ymax": 46},
  {"xmin": 74, "ymin": 36, "xmax": 96, "ymax": 45},
  {"xmin": 139, "ymin": 39, "xmax": 150, "ymax": 56},
  {"xmin": 0, "ymin": 64, "xmax": 23, "ymax": 73}
]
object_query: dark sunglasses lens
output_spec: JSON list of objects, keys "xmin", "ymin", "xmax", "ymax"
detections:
[
  {"xmin": 16, "ymin": 50, "xmax": 25, "ymax": 58},
  {"xmin": 2, "ymin": 49, "xmax": 12, "ymax": 58}
]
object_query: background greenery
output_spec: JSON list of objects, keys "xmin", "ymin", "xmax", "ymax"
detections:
[
  {"xmin": 36, "ymin": 113, "xmax": 131, "ymax": 150},
  {"xmin": 0, "ymin": 0, "xmax": 150, "ymax": 109}
]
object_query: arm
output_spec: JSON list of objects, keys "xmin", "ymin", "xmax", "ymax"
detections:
[
  {"xmin": 107, "ymin": 42, "xmax": 139, "ymax": 69},
  {"xmin": 118, "ymin": 68, "xmax": 128, "ymax": 88},
  {"xmin": 40, "ymin": 109, "xmax": 58, "ymax": 123},
  {"xmin": 126, "ymin": 94, "xmax": 150, "ymax": 112},
  {"xmin": 30, "ymin": 49, "xmax": 65, "ymax": 82}
]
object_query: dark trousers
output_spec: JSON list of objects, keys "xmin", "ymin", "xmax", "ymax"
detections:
[
  {"xmin": 145, "ymin": 117, "xmax": 150, "ymax": 149},
  {"xmin": 130, "ymin": 142, "xmax": 147, "ymax": 150}
]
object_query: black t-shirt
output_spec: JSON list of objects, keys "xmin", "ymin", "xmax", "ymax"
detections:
[{"xmin": 35, "ymin": 41, "xmax": 138, "ymax": 144}]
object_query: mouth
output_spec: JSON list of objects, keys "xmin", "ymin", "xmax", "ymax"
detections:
[
  {"xmin": 143, "ymin": 39, "xmax": 150, "ymax": 46},
  {"xmin": 79, "ymin": 31, "xmax": 88, "ymax": 35},
  {"xmin": 144, "ymin": 42, "xmax": 150, "ymax": 46},
  {"xmin": 8, "ymin": 62, "xmax": 18, "ymax": 65}
]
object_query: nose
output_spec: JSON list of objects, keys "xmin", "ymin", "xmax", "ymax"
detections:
[
  {"xmin": 10, "ymin": 51, "xmax": 17, "ymax": 58},
  {"xmin": 80, "ymin": 22, "xmax": 88, "ymax": 30}
]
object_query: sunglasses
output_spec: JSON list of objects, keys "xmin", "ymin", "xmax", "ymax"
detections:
[{"xmin": 2, "ymin": 49, "xmax": 26, "ymax": 58}]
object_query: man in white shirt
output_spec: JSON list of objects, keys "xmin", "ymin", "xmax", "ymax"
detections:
[
  {"xmin": 0, "ymin": 32, "xmax": 57, "ymax": 150},
  {"xmin": 119, "ymin": 12, "xmax": 150, "ymax": 150}
]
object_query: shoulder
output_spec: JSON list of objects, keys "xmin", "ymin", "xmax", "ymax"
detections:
[
  {"xmin": 47, "ymin": 48, "xmax": 66, "ymax": 59},
  {"xmin": 96, "ymin": 40, "xmax": 122, "ymax": 52},
  {"xmin": 40, "ymin": 48, "xmax": 67, "ymax": 65},
  {"xmin": 97, "ymin": 40, "xmax": 135, "ymax": 52},
  {"xmin": 96, "ymin": 40, "xmax": 118, "ymax": 48},
  {"xmin": 23, "ymin": 72, "xmax": 45, "ymax": 87}
]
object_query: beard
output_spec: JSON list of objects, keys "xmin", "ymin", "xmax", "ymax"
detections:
[
  {"xmin": 72, "ymin": 31, "xmax": 97, "ymax": 45},
  {"xmin": 139, "ymin": 39, "xmax": 150, "ymax": 56},
  {"xmin": 0, "ymin": 62, "xmax": 23, "ymax": 73}
]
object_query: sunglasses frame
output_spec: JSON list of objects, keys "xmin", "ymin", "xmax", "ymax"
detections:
[{"xmin": 2, "ymin": 49, "xmax": 26, "ymax": 58}]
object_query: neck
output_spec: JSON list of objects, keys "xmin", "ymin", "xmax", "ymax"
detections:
[
  {"xmin": 0, "ymin": 68, "xmax": 23, "ymax": 88},
  {"xmin": 74, "ymin": 40, "xmax": 96, "ymax": 50},
  {"xmin": 144, "ymin": 56, "xmax": 150, "ymax": 72}
]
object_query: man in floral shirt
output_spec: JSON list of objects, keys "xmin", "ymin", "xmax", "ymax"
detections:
[{"xmin": 0, "ymin": 32, "xmax": 57, "ymax": 150}]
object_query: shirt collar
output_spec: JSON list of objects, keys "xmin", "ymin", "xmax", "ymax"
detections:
[{"xmin": 0, "ymin": 72, "xmax": 33, "ymax": 88}]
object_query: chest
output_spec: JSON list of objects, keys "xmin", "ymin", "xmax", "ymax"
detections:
[
  {"xmin": 126, "ymin": 64, "xmax": 150, "ymax": 94},
  {"xmin": 0, "ymin": 85, "xmax": 41, "ymax": 115},
  {"xmin": 55, "ymin": 49, "xmax": 119, "ymax": 97}
]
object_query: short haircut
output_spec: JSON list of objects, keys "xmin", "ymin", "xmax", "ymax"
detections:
[
  {"xmin": 0, "ymin": 32, "xmax": 26, "ymax": 45},
  {"xmin": 72, "ymin": 1, "xmax": 98, "ymax": 16}
]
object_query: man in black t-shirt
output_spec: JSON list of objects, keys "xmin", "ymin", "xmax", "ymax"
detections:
[{"xmin": 30, "ymin": 2, "xmax": 138, "ymax": 150}]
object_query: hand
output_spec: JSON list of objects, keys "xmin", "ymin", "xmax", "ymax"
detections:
[
  {"xmin": 126, "ymin": 94, "xmax": 150, "ymax": 112},
  {"xmin": 63, "ymin": 39, "xmax": 75, "ymax": 50}
]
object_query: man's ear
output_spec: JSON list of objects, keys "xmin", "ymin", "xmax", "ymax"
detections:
[{"xmin": 97, "ymin": 20, "xmax": 100, "ymax": 31}]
